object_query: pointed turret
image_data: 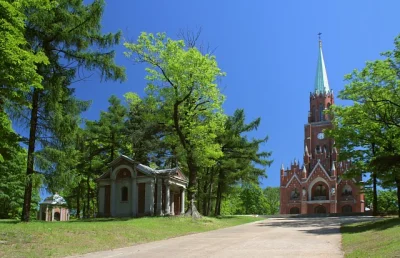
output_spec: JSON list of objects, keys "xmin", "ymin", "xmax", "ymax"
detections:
[
  {"xmin": 304, "ymin": 145, "xmax": 310, "ymax": 164},
  {"xmin": 302, "ymin": 165, "xmax": 307, "ymax": 179},
  {"xmin": 331, "ymin": 162, "xmax": 336, "ymax": 177},
  {"xmin": 314, "ymin": 39, "xmax": 330, "ymax": 95}
]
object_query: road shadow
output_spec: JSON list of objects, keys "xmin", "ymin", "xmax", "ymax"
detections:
[{"xmin": 255, "ymin": 217, "xmax": 381, "ymax": 236}]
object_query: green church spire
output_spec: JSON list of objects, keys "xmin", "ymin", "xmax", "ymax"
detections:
[{"xmin": 314, "ymin": 38, "xmax": 330, "ymax": 95}]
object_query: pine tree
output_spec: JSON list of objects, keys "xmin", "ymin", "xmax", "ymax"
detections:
[{"xmin": 16, "ymin": 0, "xmax": 125, "ymax": 222}]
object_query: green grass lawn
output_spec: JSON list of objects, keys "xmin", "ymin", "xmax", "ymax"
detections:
[
  {"xmin": 0, "ymin": 216, "xmax": 262, "ymax": 258},
  {"xmin": 341, "ymin": 218, "xmax": 400, "ymax": 258}
]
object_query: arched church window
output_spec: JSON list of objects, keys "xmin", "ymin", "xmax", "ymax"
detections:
[
  {"xmin": 121, "ymin": 186, "xmax": 128, "ymax": 202},
  {"xmin": 319, "ymin": 103, "xmax": 324, "ymax": 121},
  {"xmin": 313, "ymin": 184, "xmax": 327, "ymax": 200},
  {"xmin": 290, "ymin": 188, "xmax": 299, "ymax": 200},
  {"xmin": 342, "ymin": 185, "xmax": 352, "ymax": 196},
  {"xmin": 316, "ymin": 145, "xmax": 321, "ymax": 153}
]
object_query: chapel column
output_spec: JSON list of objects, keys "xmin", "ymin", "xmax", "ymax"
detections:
[
  {"xmin": 51, "ymin": 208, "xmax": 55, "ymax": 221},
  {"xmin": 156, "ymin": 178, "xmax": 162, "ymax": 215},
  {"xmin": 131, "ymin": 177, "xmax": 138, "ymax": 216},
  {"xmin": 111, "ymin": 179, "xmax": 116, "ymax": 217},
  {"xmin": 180, "ymin": 188, "xmax": 185, "ymax": 214},
  {"xmin": 164, "ymin": 182, "xmax": 170, "ymax": 215},
  {"xmin": 144, "ymin": 181, "xmax": 155, "ymax": 215},
  {"xmin": 170, "ymin": 192, "xmax": 175, "ymax": 215}
]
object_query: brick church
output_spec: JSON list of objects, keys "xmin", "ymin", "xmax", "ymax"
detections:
[{"xmin": 279, "ymin": 39, "xmax": 365, "ymax": 215}]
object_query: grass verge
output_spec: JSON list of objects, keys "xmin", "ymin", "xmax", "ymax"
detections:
[
  {"xmin": 0, "ymin": 216, "xmax": 262, "ymax": 257},
  {"xmin": 341, "ymin": 218, "xmax": 400, "ymax": 258}
]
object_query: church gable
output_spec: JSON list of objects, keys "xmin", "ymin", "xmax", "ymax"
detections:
[
  {"xmin": 284, "ymin": 174, "xmax": 301, "ymax": 188},
  {"xmin": 306, "ymin": 161, "xmax": 333, "ymax": 183}
]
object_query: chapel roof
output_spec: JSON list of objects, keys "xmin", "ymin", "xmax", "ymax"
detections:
[{"xmin": 40, "ymin": 193, "xmax": 67, "ymax": 206}]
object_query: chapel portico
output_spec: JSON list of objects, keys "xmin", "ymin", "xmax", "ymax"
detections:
[{"xmin": 97, "ymin": 155, "xmax": 188, "ymax": 217}]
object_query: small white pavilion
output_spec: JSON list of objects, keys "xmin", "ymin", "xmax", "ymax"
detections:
[
  {"xmin": 96, "ymin": 155, "xmax": 188, "ymax": 217},
  {"xmin": 38, "ymin": 193, "xmax": 70, "ymax": 221}
]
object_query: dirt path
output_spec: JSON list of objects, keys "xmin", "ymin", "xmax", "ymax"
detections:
[{"xmin": 70, "ymin": 216, "xmax": 375, "ymax": 258}]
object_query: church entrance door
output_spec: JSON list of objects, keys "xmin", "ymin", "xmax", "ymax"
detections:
[{"xmin": 314, "ymin": 205, "xmax": 326, "ymax": 214}]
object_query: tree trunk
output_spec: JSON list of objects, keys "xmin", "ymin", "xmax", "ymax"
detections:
[
  {"xmin": 206, "ymin": 167, "xmax": 215, "ymax": 216},
  {"xmin": 372, "ymin": 171, "xmax": 378, "ymax": 216},
  {"xmin": 184, "ymin": 154, "xmax": 201, "ymax": 219},
  {"xmin": 395, "ymin": 177, "xmax": 400, "ymax": 218},
  {"xmin": 110, "ymin": 132, "xmax": 115, "ymax": 161},
  {"xmin": 214, "ymin": 168, "xmax": 224, "ymax": 216},
  {"xmin": 202, "ymin": 168, "xmax": 209, "ymax": 216},
  {"xmin": 371, "ymin": 143, "xmax": 378, "ymax": 216},
  {"xmin": 21, "ymin": 89, "xmax": 40, "ymax": 222},
  {"xmin": 77, "ymin": 185, "xmax": 81, "ymax": 219},
  {"xmin": 215, "ymin": 181, "xmax": 222, "ymax": 216},
  {"xmin": 86, "ymin": 174, "xmax": 90, "ymax": 218}
]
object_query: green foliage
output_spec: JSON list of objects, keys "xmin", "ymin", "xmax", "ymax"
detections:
[
  {"xmin": 364, "ymin": 188, "xmax": 398, "ymax": 214},
  {"xmin": 124, "ymin": 32, "xmax": 225, "ymax": 166},
  {"xmin": 123, "ymin": 92, "xmax": 168, "ymax": 165},
  {"xmin": 240, "ymin": 183, "xmax": 267, "ymax": 214},
  {"xmin": 0, "ymin": 0, "xmax": 48, "ymax": 105},
  {"xmin": 263, "ymin": 187, "xmax": 280, "ymax": 215},
  {"xmin": 220, "ymin": 186, "xmax": 244, "ymax": 215},
  {"xmin": 327, "ymin": 34, "xmax": 400, "ymax": 216},
  {"xmin": 11, "ymin": 0, "xmax": 126, "ymax": 221},
  {"xmin": 0, "ymin": 148, "xmax": 39, "ymax": 219},
  {"xmin": 125, "ymin": 32, "xmax": 227, "ymax": 214},
  {"xmin": 0, "ymin": 0, "xmax": 50, "ymax": 162},
  {"xmin": 211, "ymin": 109, "xmax": 272, "ymax": 215}
]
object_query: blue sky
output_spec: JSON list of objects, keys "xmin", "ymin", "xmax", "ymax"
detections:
[{"xmin": 73, "ymin": 0, "xmax": 400, "ymax": 188}]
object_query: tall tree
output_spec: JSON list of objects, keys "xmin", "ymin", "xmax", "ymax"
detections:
[
  {"xmin": 124, "ymin": 92, "xmax": 167, "ymax": 165},
  {"xmin": 17, "ymin": 0, "xmax": 125, "ymax": 222},
  {"xmin": 0, "ymin": 0, "xmax": 48, "ymax": 162},
  {"xmin": 125, "ymin": 32, "xmax": 226, "ymax": 217},
  {"xmin": 328, "ymin": 35, "xmax": 400, "ymax": 217},
  {"xmin": 213, "ymin": 109, "xmax": 272, "ymax": 216}
]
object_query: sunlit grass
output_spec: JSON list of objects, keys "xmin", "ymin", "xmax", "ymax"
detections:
[
  {"xmin": 341, "ymin": 218, "xmax": 400, "ymax": 258},
  {"xmin": 0, "ymin": 216, "xmax": 262, "ymax": 257}
]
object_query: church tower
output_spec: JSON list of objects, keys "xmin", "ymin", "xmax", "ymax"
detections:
[
  {"xmin": 304, "ymin": 39, "xmax": 335, "ymax": 176},
  {"xmin": 279, "ymin": 38, "xmax": 364, "ymax": 215}
]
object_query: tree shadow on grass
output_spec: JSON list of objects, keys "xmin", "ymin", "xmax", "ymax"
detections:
[
  {"xmin": 341, "ymin": 218, "xmax": 400, "ymax": 234},
  {"xmin": 67, "ymin": 217, "xmax": 132, "ymax": 223},
  {"xmin": 214, "ymin": 216, "xmax": 235, "ymax": 220},
  {"xmin": 0, "ymin": 220, "xmax": 20, "ymax": 224}
]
